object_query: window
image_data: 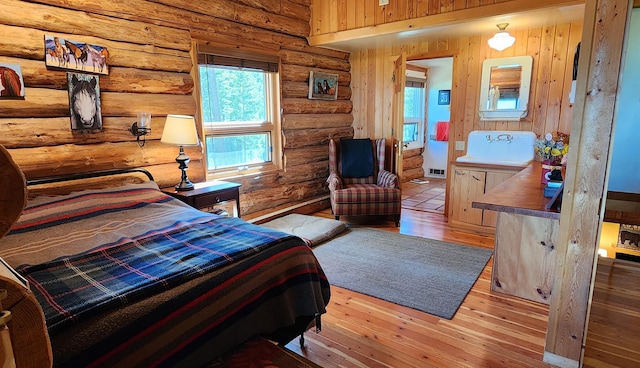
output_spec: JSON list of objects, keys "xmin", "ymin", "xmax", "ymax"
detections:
[
  {"xmin": 197, "ymin": 47, "xmax": 281, "ymax": 178},
  {"xmin": 404, "ymin": 80, "xmax": 426, "ymax": 149}
]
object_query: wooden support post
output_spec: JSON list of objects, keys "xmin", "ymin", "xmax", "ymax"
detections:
[{"xmin": 543, "ymin": 0, "xmax": 631, "ymax": 366}]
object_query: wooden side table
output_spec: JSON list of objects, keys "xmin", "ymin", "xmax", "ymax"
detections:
[{"xmin": 161, "ymin": 181, "xmax": 242, "ymax": 218}]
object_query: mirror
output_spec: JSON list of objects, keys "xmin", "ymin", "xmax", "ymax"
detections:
[{"xmin": 478, "ymin": 56, "xmax": 533, "ymax": 121}]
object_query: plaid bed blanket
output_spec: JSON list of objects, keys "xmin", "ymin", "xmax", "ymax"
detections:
[{"xmin": 16, "ymin": 216, "xmax": 297, "ymax": 333}]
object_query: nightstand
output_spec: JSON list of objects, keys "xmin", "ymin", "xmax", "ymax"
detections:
[{"xmin": 161, "ymin": 181, "xmax": 242, "ymax": 217}]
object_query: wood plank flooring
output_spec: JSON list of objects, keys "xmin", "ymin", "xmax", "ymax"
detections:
[{"xmin": 284, "ymin": 207, "xmax": 640, "ymax": 367}]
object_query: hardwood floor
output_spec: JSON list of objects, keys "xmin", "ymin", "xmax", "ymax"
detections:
[
  {"xmin": 583, "ymin": 257, "xmax": 640, "ymax": 368},
  {"xmin": 283, "ymin": 207, "xmax": 640, "ymax": 367},
  {"xmin": 286, "ymin": 208, "xmax": 552, "ymax": 367}
]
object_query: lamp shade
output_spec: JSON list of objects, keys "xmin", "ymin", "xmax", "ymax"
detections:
[
  {"xmin": 488, "ymin": 24, "xmax": 516, "ymax": 51},
  {"xmin": 161, "ymin": 115, "xmax": 199, "ymax": 146}
]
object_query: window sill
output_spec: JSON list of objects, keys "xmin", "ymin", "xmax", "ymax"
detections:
[{"xmin": 206, "ymin": 163, "xmax": 281, "ymax": 182}]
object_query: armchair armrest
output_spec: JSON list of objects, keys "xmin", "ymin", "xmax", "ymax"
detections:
[
  {"xmin": 377, "ymin": 169, "xmax": 399, "ymax": 189},
  {"xmin": 327, "ymin": 171, "xmax": 342, "ymax": 191}
]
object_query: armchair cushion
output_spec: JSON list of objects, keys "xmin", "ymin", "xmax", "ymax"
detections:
[
  {"xmin": 377, "ymin": 169, "xmax": 398, "ymax": 189},
  {"xmin": 340, "ymin": 138, "xmax": 373, "ymax": 178}
]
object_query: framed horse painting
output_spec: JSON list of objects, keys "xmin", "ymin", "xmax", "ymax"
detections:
[
  {"xmin": 67, "ymin": 73, "xmax": 102, "ymax": 131},
  {"xmin": 0, "ymin": 64, "xmax": 25, "ymax": 98},
  {"xmin": 45, "ymin": 35, "xmax": 109, "ymax": 75},
  {"xmin": 308, "ymin": 71, "xmax": 338, "ymax": 100}
]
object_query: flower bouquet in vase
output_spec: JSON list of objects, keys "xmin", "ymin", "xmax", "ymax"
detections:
[{"xmin": 534, "ymin": 132, "xmax": 569, "ymax": 184}]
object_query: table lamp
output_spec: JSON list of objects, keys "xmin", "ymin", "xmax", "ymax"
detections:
[{"xmin": 161, "ymin": 115, "xmax": 200, "ymax": 191}]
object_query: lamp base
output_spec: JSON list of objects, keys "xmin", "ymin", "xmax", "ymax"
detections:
[
  {"xmin": 174, "ymin": 145, "xmax": 194, "ymax": 191},
  {"xmin": 175, "ymin": 179, "xmax": 194, "ymax": 191}
]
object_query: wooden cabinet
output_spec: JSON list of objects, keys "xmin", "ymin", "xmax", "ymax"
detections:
[
  {"xmin": 491, "ymin": 212, "xmax": 558, "ymax": 305},
  {"xmin": 449, "ymin": 165, "xmax": 518, "ymax": 232}
]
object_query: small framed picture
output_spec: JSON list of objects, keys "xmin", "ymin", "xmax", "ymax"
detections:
[
  {"xmin": 0, "ymin": 63, "xmax": 25, "ymax": 98},
  {"xmin": 68, "ymin": 73, "xmax": 102, "ymax": 130},
  {"xmin": 617, "ymin": 224, "xmax": 640, "ymax": 251},
  {"xmin": 438, "ymin": 89, "xmax": 450, "ymax": 105},
  {"xmin": 308, "ymin": 71, "xmax": 338, "ymax": 100}
]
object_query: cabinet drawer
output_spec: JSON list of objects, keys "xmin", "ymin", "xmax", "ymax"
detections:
[{"xmin": 191, "ymin": 189, "xmax": 237, "ymax": 209}]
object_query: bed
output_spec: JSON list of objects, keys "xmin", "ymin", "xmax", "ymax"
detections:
[{"xmin": 0, "ymin": 164, "xmax": 330, "ymax": 367}]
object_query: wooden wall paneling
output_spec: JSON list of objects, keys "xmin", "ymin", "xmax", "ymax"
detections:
[
  {"xmin": 349, "ymin": 51, "xmax": 362, "ymax": 136},
  {"xmin": 416, "ymin": 0, "xmax": 430, "ymax": 17},
  {"xmin": 463, "ymin": 36, "xmax": 482, "ymax": 140},
  {"xmin": 429, "ymin": 0, "xmax": 442, "ymax": 16},
  {"xmin": 346, "ymin": 0, "xmax": 357, "ymax": 30},
  {"xmin": 525, "ymin": 27, "xmax": 543, "ymax": 130},
  {"xmin": 450, "ymin": 37, "xmax": 468, "ymax": 163},
  {"xmin": 337, "ymin": 0, "xmax": 347, "ymax": 32},
  {"xmin": 363, "ymin": 0, "xmax": 376, "ymax": 27},
  {"xmin": 545, "ymin": 0, "xmax": 629, "ymax": 364},
  {"xmin": 532, "ymin": 26, "xmax": 556, "ymax": 135},
  {"xmin": 559, "ymin": 22, "xmax": 583, "ymax": 136},
  {"xmin": 545, "ymin": 23, "xmax": 571, "ymax": 137},
  {"xmin": 312, "ymin": 0, "xmax": 330, "ymax": 34},
  {"xmin": 326, "ymin": 0, "xmax": 338, "ymax": 33},
  {"xmin": 406, "ymin": 0, "xmax": 416, "ymax": 19}
]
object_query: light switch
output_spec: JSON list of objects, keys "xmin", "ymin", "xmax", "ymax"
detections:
[
  {"xmin": 455, "ymin": 141, "xmax": 465, "ymax": 151},
  {"xmin": 379, "ymin": 0, "xmax": 389, "ymax": 5}
]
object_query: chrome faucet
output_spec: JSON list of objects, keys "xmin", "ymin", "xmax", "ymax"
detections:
[
  {"xmin": 486, "ymin": 134, "xmax": 493, "ymax": 143},
  {"xmin": 496, "ymin": 133, "xmax": 513, "ymax": 143}
]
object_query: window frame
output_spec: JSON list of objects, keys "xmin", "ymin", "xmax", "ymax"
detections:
[
  {"xmin": 194, "ymin": 43, "xmax": 282, "ymax": 180},
  {"xmin": 403, "ymin": 78, "xmax": 427, "ymax": 150}
]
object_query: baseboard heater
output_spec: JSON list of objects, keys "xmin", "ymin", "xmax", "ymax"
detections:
[{"xmin": 428, "ymin": 168, "xmax": 446, "ymax": 177}]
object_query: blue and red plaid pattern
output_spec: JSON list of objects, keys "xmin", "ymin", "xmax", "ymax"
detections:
[{"xmin": 16, "ymin": 216, "xmax": 297, "ymax": 333}]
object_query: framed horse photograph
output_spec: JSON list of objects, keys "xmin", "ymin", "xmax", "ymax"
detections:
[
  {"xmin": 0, "ymin": 64, "xmax": 25, "ymax": 98},
  {"xmin": 308, "ymin": 71, "xmax": 338, "ymax": 100},
  {"xmin": 67, "ymin": 73, "xmax": 102, "ymax": 131},
  {"xmin": 45, "ymin": 35, "xmax": 109, "ymax": 75}
]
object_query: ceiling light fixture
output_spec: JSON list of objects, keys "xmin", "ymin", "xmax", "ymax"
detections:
[{"xmin": 488, "ymin": 23, "xmax": 516, "ymax": 51}]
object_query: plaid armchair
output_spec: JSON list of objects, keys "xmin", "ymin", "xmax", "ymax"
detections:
[{"xmin": 327, "ymin": 138, "xmax": 401, "ymax": 226}]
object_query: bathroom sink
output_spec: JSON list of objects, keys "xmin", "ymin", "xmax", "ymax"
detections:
[{"xmin": 456, "ymin": 130, "xmax": 536, "ymax": 167}]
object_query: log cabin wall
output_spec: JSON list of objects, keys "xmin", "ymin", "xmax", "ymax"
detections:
[{"xmin": 0, "ymin": 0, "xmax": 352, "ymax": 216}]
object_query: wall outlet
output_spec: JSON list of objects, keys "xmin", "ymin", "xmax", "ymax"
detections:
[
  {"xmin": 455, "ymin": 141, "xmax": 465, "ymax": 151},
  {"xmin": 379, "ymin": 0, "xmax": 389, "ymax": 5}
]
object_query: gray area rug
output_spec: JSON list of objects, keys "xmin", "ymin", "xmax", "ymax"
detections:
[{"xmin": 312, "ymin": 226, "xmax": 493, "ymax": 319}]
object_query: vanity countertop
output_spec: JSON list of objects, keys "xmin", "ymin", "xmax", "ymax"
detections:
[{"xmin": 472, "ymin": 162, "xmax": 561, "ymax": 220}]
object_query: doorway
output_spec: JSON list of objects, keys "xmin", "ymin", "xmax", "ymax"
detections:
[{"xmin": 401, "ymin": 57, "xmax": 453, "ymax": 215}]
